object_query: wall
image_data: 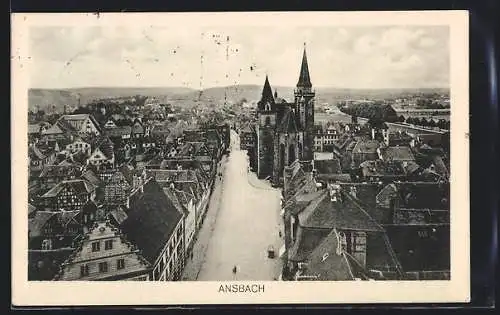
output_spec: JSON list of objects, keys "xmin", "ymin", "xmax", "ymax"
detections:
[{"xmin": 57, "ymin": 222, "xmax": 150, "ymax": 280}]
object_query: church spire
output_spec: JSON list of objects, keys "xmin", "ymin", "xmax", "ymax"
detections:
[
  {"xmin": 260, "ymin": 75, "xmax": 275, "ymax": 105},
  {"xmin": 297, "ymin": 43, "xmax": 312, "ymax": 88}
]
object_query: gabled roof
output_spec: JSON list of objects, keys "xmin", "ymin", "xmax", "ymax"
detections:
[
  {"xmin": 28, "ymin": 210, "xmax": 80, "ymax": 238},
  {"xmin": 300, "ymin": 229, "xmax": 354, "ymax": 281},
  {"xmin": 39, "ymin": 165, "xmax": 81, "ymax": 179},
  {"xmin": 40, "ymin": 179, "xmax": 95, "ymax": 198},
  {"xmin": 29, "ymin": 211, "xmax": 56, "ymax": 238},
  {"xmin": 376, "ymin": 182, "xmax": 450, "ymax": 210},
  {"xmin": 41, "ymin": 123, "xmax": 65, "ymax": 135},
  {"xmin": 90, "ymin": 136, "xmax": 114, "ymax": 160},
  {"xmin": 28, "ymin": 203, "xmax": 37, "ymax": 216},
  {"xmin": 352, "ymin": 140, "xmax": 380, "ymax": 154},
  {"xmin": 132, "ymin": 122, "xmax": 144, "ymax": 134},
  {"xmin": 300, "ymin": 190, "xmax": 383, "ymax": 232},
  {"xmin": 289, "ymin": 225, "xmax": 331, "ymax": 262},
  {"xmin": 106, "ymin": 126, "xmax": 132, "ymax": 138},
  {"xmin": 381, "ymin": 146, "xmax": 415, "ymax": 161},
  {"xmin": 81, "ymin": 169, "xmax": 101, "ymax": 187},
  {"xmin": 314, "ymin": 159, "xmax": 341, "ymax": 175},
  {"xmin": 119, "ymin": 180, "xmax": 184, "ymax": 263},
  {"xmin": 109, "ymin": 205, "xmax": 129, "ymax": 225},
  {"xmin": 277, "ymin": 108, "xmax": 298, "ymax": 133}
]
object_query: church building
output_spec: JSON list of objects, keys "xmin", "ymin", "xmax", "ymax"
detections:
[{"xmin": 255, "ymin": 45, "xmax": 316, "ymax": 186}]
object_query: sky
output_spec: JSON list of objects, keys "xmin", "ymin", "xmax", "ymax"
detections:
[{"xmin": 29, "ymin": 25, "xmax": 450, "ymax": 90}]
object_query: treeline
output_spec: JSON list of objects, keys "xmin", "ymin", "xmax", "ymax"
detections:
[
  {"xmin": 339, "ymin": 102, "xmax": 399, "ymax": 122},
  {"xmin": 416, "ymin": 98, "xmax": 449, "ymax": 109},
  {"xmin": 403, "ymin": 116, "xmax": 450, "ymax": 130}
]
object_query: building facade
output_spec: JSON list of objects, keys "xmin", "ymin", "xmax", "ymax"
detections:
[
  {"xmin": 255, "ymin": 45, "xmax": 315, "ymax": 185},
  {"xmin": 54, "ymin": 221, "xmax": 151, "ymax": 281}
]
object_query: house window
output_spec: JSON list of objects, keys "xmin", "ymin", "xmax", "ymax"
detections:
[
  {"xmin": 91, "ymin": 241, "xmax": 100, "ymax": 252},
  {"xmin": 418, "ymin": 230, "xmax": 429, "ymax": 238},
  {"xmin": 105, "ymin": 239, "xmax": 113, "ymax": 250},
  {"xmin": 117, "ymin": 258, "xmax": 125, "ymax": 270},
  {"xmin": 80, "ymin": 264, "xmax": 89, "ymax": 277},
  {"xmin": 41, "ymin": 239, "xmax": 52, "ymax": 250},
  {"xmin": 98, "ymin": 262, "xmax": 108, "ymax": 273}
]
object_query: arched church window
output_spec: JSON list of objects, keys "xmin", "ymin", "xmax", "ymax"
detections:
[
  {"xmin": 265, "ymin": 116, "xmax": 271, "ymax": 126},
  {"xmin": 265, "ymin": 102, "xmax": 271, "ymax": 111},
  {"xmin": 288, "ymin": 145, "xmax": 296, "ymax": 165}
]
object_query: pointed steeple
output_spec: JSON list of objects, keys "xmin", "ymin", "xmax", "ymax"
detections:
[
  {"xmin": 297, "ymin": 43, "xmax": 312, "ymax": 88},
  {"xmin": 260, "ymin": 75, "xmax": 275, "ymax": 105}
]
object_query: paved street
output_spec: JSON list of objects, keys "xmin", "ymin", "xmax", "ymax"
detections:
[{"xmin": 182, "ymin": 130, "xmax": 283, "ymax": 281}]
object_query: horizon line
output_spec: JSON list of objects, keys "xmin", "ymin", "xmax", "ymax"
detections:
[{"xmin": 29, "ymin": 85, "xmax": 450, "ymax": 91}]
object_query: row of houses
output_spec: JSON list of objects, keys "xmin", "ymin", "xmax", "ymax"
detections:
[
  {"xmin": 277, "ymin": 118, "xmax": 450, "ymax": 281},
  {"xmin": 28, "ymin": 113, "xmax": 230, "ymax": 281}
]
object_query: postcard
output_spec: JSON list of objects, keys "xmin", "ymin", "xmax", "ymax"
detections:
[{"xmin": 11, "ymin": 11, "xmax": 469, "ymax": 306}]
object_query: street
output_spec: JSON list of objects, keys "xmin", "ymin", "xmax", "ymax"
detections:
[{"xmin": 182, "ymin": 130, "xmax": 283, "ymax": 281}]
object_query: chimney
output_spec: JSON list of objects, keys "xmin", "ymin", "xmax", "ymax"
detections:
[{"xmin": 328, "ymin": 184, "xmax": 342, "ymax": 203}]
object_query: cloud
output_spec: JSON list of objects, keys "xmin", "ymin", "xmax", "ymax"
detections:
[{"xmin": 29, "ymin": 25, "xmax": 449, "ymax": 89}]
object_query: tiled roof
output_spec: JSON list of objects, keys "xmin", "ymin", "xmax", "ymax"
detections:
[
  {"xmin": 91, "ymin": 136, "xmax": 114, "ymax": 160},
  {"xmin": 162, "ymin": 188, "xmax": 186, "ymax": 215},
  {"xmin": 81, "ymin": 169, "xmax": 101, "ymax": 186},
  {"xmin": 28, "ymin": 124, "xmax": 41, "ymax": 134},
  {"xmin": 109, "ymin": 206, "xmax": 129, "ymax": 225},
  {"xmin": 120, "ymin": 180, "xmax": 184, "ymax": 263},
  {"xmin": 289, "ymin": 225, "xmax": 331, "ymax": 262},
  {"xmin": 132, "ymin": 122, "xmax": 144, "ymax": 134},
  {"xmin": 28, "ymin": 203, "xmax": 37, "ymax": 215},
  {"xmin": 365, "ymin": 232, "xmax": 401, "ymax": 272},
  {"xmin": 277, "ymin": 108, "xmax": 298, "ymax": 133},
  {"xmin": 316, "ymin": 173, "xmax": 352, "ymax": 182},
  {"xmin": 352, "ymin": 140, "xmax": 380, "ymax": 154},
  {"xmin": 377, "ymin": 182, "xmax": 450, "ymax": 210},
  {"xmin": 39, "ymin": 165, "xmax": 81, "ymax": 179},
  {"xmin": 381, "ymin": 146, "xmax": 415, "ymax": 161},
  {"xmin": 28, "ymin": 210, "xmax": 80, "ymax": 239},
  {"xmin": 300, "ymin": 229, "xmax": 355, "ymax": 280},
  {"xmin": 300, "ymin": 190, "xmax": 383, "ymax": 232},
  {"xmin": 40, "ymin": 179, "xmax": 95, "ymax": 198},
  {"xmin": 314, "ymin": 159, "xmax": 341, "ymax": 175},
  {"xmin": 29, "ymin": 211, "xmax": 56, "ymax": 238},
  {"xmin": 106, "ymin": 126, "xmax": 132, "ymax": 137}
]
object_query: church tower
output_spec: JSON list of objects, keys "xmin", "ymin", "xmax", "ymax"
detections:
[
  {"xmin": 294, "ymin": 44, "xmax": 315, "ymax": 163},
  {"xmin": 256, "ymin": 75, "xmax": 277, "ymax": 179}
]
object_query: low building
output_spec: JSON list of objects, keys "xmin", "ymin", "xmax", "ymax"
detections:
[{"xmin": 53, "ymin": 221, "xmax": 151, "ymax": 281}]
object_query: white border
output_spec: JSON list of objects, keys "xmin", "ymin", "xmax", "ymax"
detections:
[{"xmin": 11, "ymin": 11, "xmax": 470, "ymax": 305}]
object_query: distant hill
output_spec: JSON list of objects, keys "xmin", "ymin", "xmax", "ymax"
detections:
[
  {"xmin": 28, "ymin": 87, "xmax": 196, "ymax": 112},
  {"xmin": 28, "ymin": 85, "xmax": 449, "ymax": 112}
]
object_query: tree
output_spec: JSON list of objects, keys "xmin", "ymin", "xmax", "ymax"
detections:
[{"xmin": 398, "ymin": 115, "xmax": 406, "ymax": 122}]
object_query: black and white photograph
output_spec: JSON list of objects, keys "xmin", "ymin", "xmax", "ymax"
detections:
[{"xmin": 12, "ymin": 11, "xmax": 470, "ymax": 305}]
